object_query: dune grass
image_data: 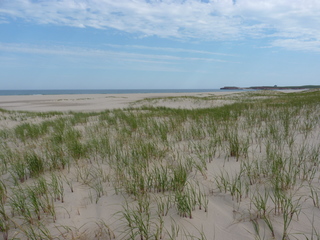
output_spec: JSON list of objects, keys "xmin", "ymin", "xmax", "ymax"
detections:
[{"xmin": 0, "ymin": 90, "xmax": 319, "ymax": 239}]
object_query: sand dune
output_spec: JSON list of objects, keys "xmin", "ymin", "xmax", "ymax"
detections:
[{"xmin": 0, "ymin": 90, "xmax": 319, "ymax": 240}]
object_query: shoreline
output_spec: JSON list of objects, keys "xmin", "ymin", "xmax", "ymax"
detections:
[{"xmin": 0, "ymin": 89, "xmax": 240, "ymax": 97}]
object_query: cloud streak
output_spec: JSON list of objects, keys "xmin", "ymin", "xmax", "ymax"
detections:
[
  {"xmin": 1, "ymin": 0, "xmax": 320, "ymax": 52},
  {"xmin": 0, "ymin": 42, "xmax": 229, "ymax": 64},
  {"xmin": 106, "ymin": 44, "xmax": 237, "ymax": 56}
]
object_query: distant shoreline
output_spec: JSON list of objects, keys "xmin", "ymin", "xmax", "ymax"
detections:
[
  {"xmin": 0, "ymin": 89, "xmax": 248, "ymax": 96},
  {"xmin": 0, "ymin": 91, "xmax": 239, "ymax": 112},
  {"xmin": 220, "ymin": 85, "xmax": 320, "ymax": 90}
]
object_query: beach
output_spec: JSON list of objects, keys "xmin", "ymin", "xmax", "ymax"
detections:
[
  {"xmin": 0, "ymin": 91, "xmax": 238, "ymax": 112},
  {"xmin": 0, "ymin": 90, "xmax": 319, "ymax": 240}
]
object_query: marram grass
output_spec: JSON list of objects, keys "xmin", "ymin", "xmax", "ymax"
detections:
[{"xmin": 0, "ymin": 90, "xmax": 319, "ymax": 239}]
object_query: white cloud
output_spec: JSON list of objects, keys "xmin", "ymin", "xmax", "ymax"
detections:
[
  {"xmin": 0, "ymin": 42, "xmax": 228, "ymax": 63},
  {"xmin": 271, "ymin": 38, "xmax": 320, "ymax": 52},
  {"xmin": 105, "ymin": 44, "xmax": 237, "ymax": 56},
  {"xmin": 1, "ymin": 0, "xmax": 320, "ymax": 52}
]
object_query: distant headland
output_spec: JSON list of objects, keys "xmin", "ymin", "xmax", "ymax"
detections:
[{"xmin": 220, "ymin": 85, "xmax": 320, "ymax": 90}]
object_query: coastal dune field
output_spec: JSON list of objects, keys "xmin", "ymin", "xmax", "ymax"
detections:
[{"xmin": 0, "ymin": 90, "xmax": 319, "ymax": 239}]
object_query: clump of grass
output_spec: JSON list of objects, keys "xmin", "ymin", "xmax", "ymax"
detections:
[
  {"xmin": 309, "ymin": 185, "xmax": 320, "ymax": 208},
  {"xmin": 118, "ymin": 199, "xmax": 153, "ymax": 240},
  {"xmin": 172, "ymin": 162, "xmax": 188, "ymax": 192},
  {"xmin": 93, "ymin": 220, "xmax": 116, "ymax": 239},
  {"xmin": 9, "ymin": 153, "xmax": 28, "ymax": 183},
  {"xmin": 0, "ymin": 180, "xmax": 9, "ymax": 240},
  {"xmin": 25, "ymin": 152, "xmax": 44, "ymax": 178},
  {"xmin": 50, "ymin": 173, "xmax": 64, "ymax": 203}
]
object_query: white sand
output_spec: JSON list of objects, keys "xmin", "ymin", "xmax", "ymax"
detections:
[
  {"xmin": 0, "ymin": 91, "xmax": 237, "ymax": 112},
  {"xmin": 1, "ymin": 90, "xmax": 319, "ymax": 240}
]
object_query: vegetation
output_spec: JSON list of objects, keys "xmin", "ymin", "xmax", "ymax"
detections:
[{"xmin": 0, "ymin": 89, "xmax": 319, "ymax": 239}]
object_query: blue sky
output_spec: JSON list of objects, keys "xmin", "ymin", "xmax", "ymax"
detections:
[{"xmin": 0, "ymin": 0, "xmax": 319, "ymax": 89}]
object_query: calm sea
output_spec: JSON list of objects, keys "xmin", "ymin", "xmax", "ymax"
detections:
[{"xmin": 0, "ymin": 89, "xmax": 248, "ymax": 96}]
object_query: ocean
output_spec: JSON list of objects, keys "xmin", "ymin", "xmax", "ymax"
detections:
[{"xmin": 0, "ymin": 89, "xmax": 248, "ymax": 96}]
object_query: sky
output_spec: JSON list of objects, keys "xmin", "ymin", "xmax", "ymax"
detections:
[{"xmin": 0, "ymin": 0, "xmax": 319, "ymax": 90}]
